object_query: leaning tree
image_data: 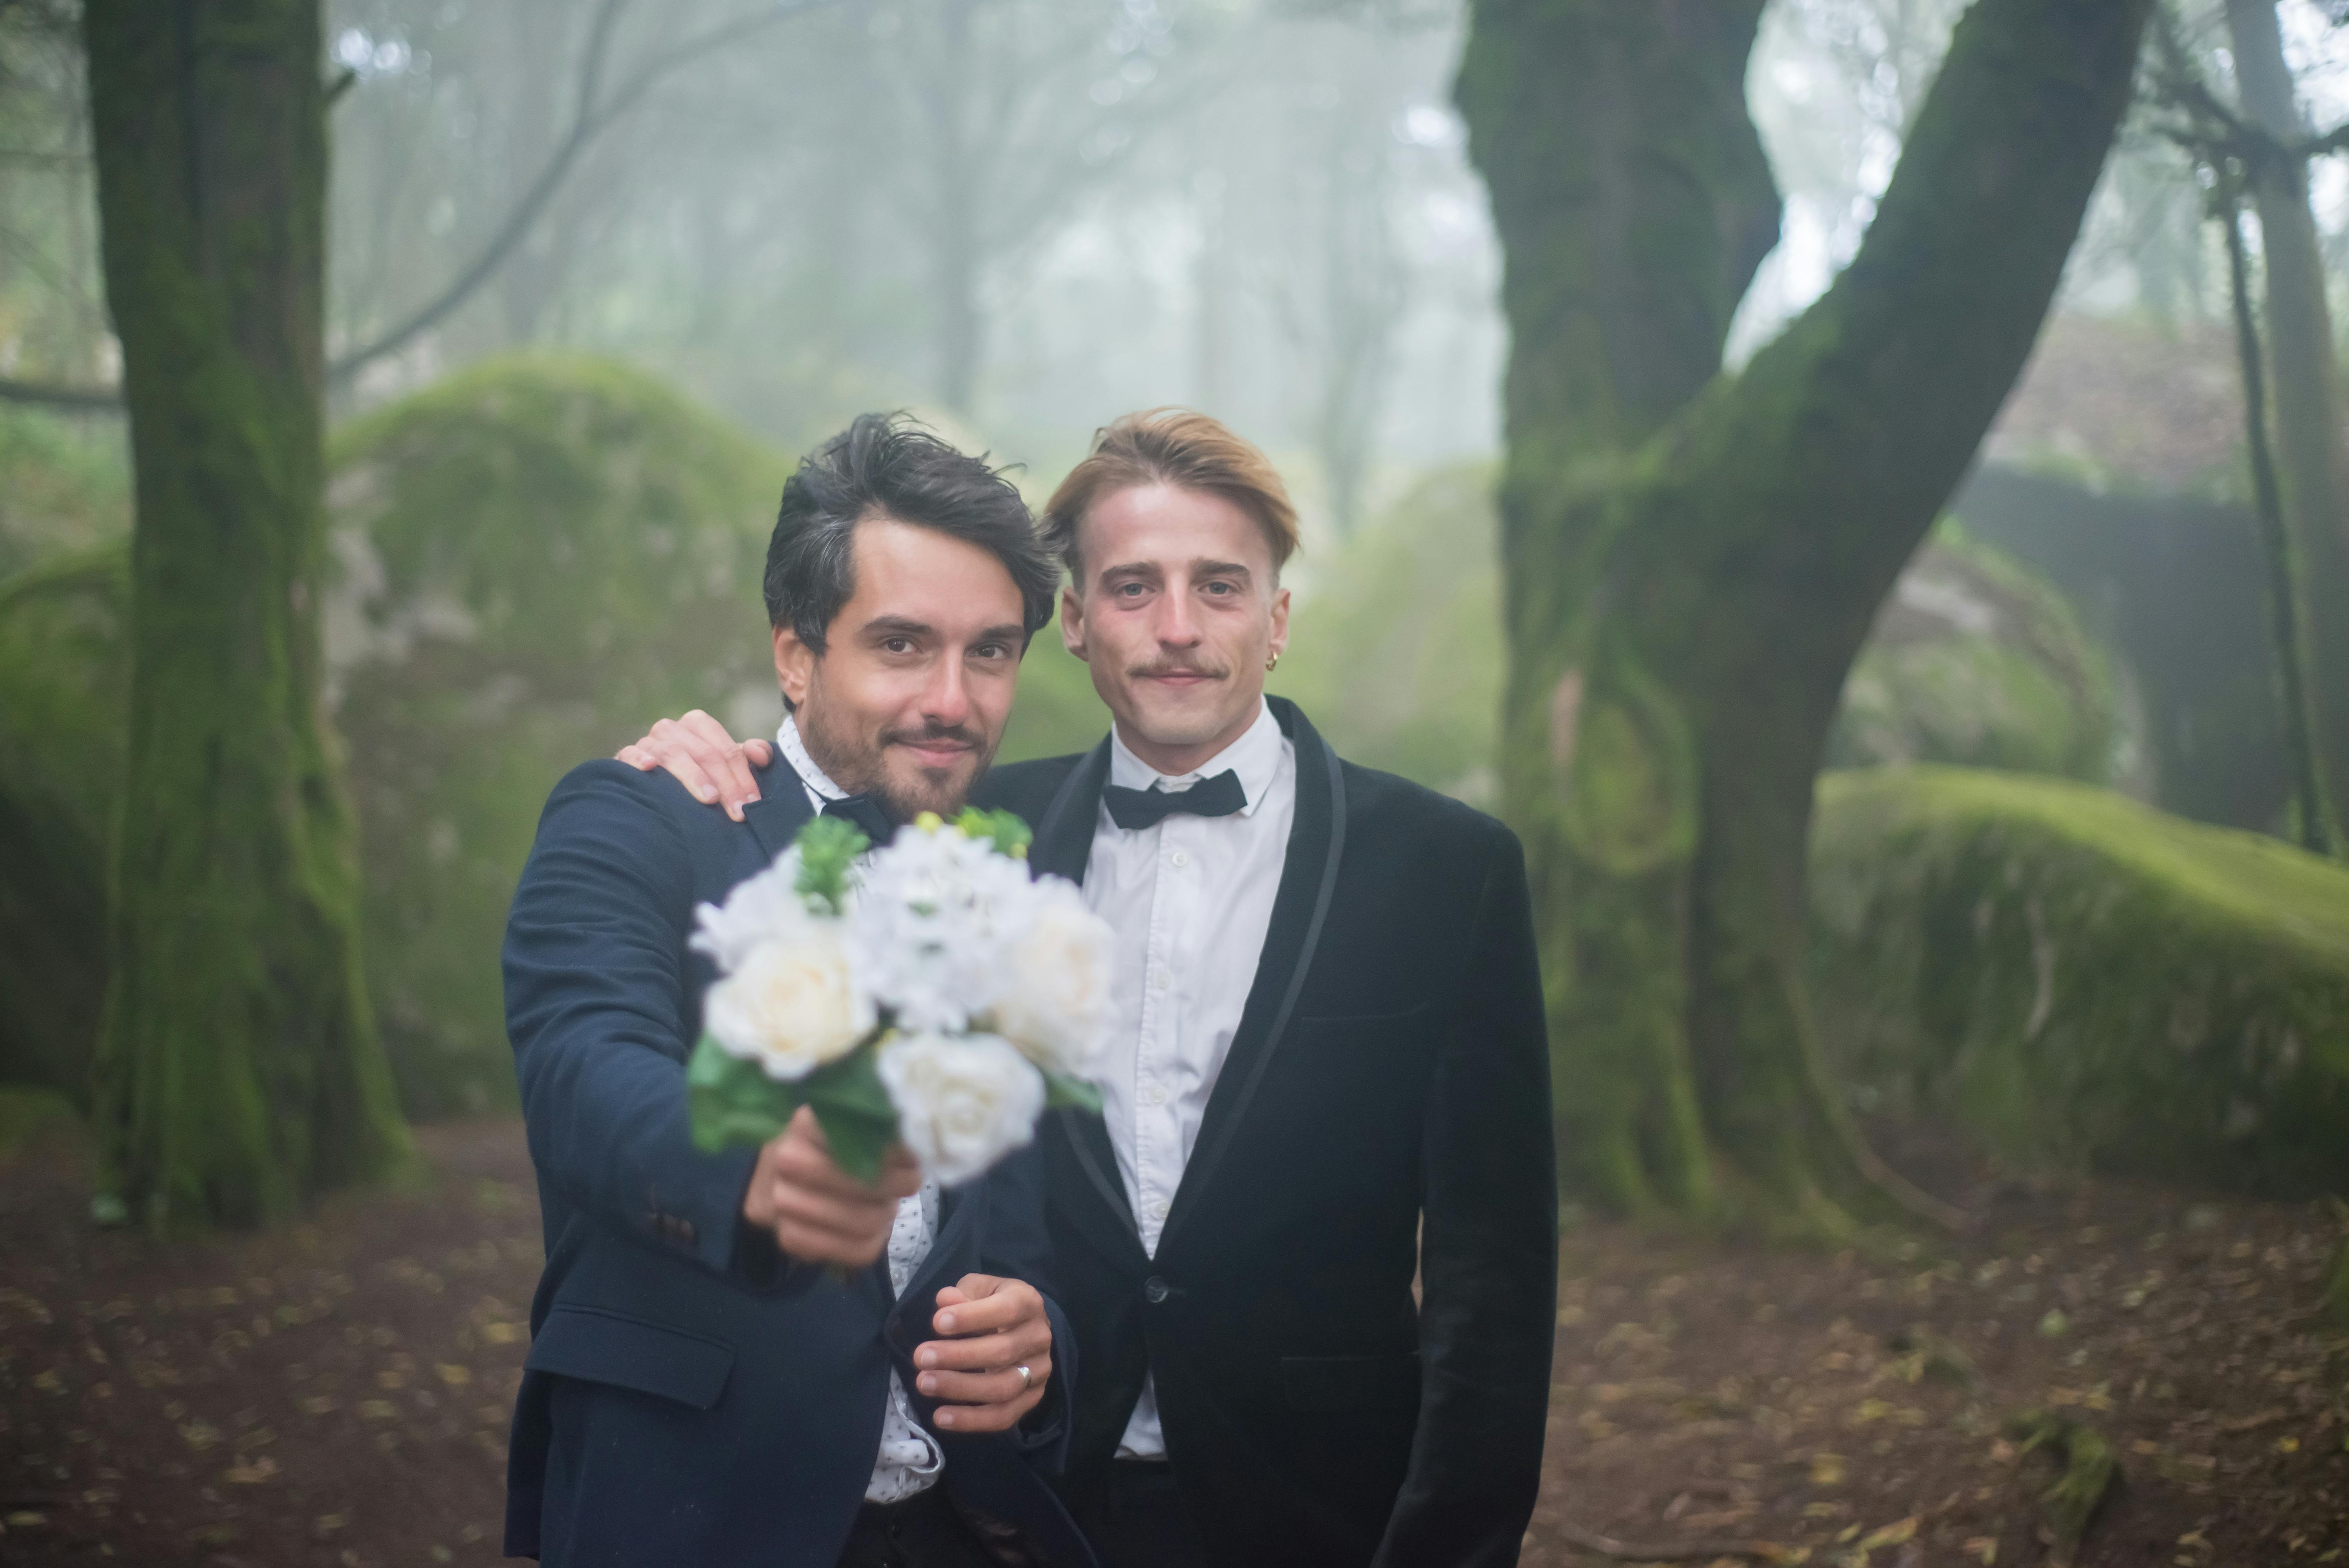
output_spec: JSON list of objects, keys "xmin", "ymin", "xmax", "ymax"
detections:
[
  {"xmin": 83, "ymin": 0, "xmax": 407, "ymax": 1227},
  {"xmin": 1456, "ymin": 0, "xmax": 2153, "ymax": 1231}
]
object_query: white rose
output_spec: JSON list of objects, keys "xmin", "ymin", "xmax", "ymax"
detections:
[
  {"xmin": 689, "ymin": 848, "xmax": 821, "ymax": 974},
  {"xmin": 986, "ymin": 878, "xmax": 1114, "ymax": 1079},
  {"xmin": 848, "ymin": 824, "xmax": 1032, "ymax": 1032},
  {"xmin": 702, "ymin": 926, "xmax": 875, "ymax": 1080},
  {"xmin": 875, "ymin": 1031, "xmax": 1045, "ymax": 1185}
]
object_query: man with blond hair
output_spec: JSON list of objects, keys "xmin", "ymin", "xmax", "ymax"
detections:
[{"xmin": 628, "ymin": 410, "xmax": 1556, "ymax": 1568}]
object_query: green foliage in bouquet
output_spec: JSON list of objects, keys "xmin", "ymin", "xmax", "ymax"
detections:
[
  {"xmin": 688, "ymin": 1038, "xmax": 896, "ymax": 1183},
  {"xmin": 792, "ymin": 816, "xmax": 868, "ymax": 914}
]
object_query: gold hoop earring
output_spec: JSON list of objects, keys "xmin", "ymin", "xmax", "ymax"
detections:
[{"xmin": 1266, "ymin": 651, "xmax": 1281, "ymax": 672}]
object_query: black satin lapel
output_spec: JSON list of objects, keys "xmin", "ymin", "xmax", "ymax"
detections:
[
  {"xmin": 1060, "ymin": 1107, "xmax": 1139, "ymax": 1239},
  {"xmin": 1029, "ymin": 736, "xmax": 1113, "ymax": 887},
  {"xmin": 1160, "ymin": 700, "xmax": 1346, "ymax": 1254},
  {"xmin": 738, "ymin": 758, "xmax": 815, "ymax": 862},
  {"xmin": 1053, "ymin": 1108, "xmax": 1148, "ymax": 1270}
]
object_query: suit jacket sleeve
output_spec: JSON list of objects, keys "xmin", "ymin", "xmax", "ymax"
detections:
[
  {"xmin": 504, "ymin": 760, "xmax": 763, "ymax": 1279},
  {"xmin": 1376, "ymin": 824, "xmax": 1558, "ymax": 1568}
]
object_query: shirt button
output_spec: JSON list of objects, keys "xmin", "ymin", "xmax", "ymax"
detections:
[
  {"xmin": 1150, "ymin": 966, "xmax": 1171, "ymax": 992},
  {"xmin": 1151, "ymin": 1199, "xmax": 1171, "ymax": 1221},
  {"xmin": 1144, "ymin": 1084, "xmax": 1167, "ymax": 1107},
  {"xmin": 1169, "ymin": 848, "xmax": 1191, "ymax": 868}
]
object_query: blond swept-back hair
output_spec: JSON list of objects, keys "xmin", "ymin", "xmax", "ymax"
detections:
[{"xmin": 1043, "ymin": 408, "xmax": 1301, "ymax": 588}]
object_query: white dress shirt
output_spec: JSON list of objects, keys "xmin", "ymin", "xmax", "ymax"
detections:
[
  {"xmin": 1082, "ymin": 698, "xmax": 1296, "ymax": 1459},
  {"xmin": 774, "ymin": 716, "xmax": 944, "ymax": 1504}
]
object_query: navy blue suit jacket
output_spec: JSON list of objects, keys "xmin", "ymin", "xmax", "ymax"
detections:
[{"xmin": 502, "ymin": 756, "xmax": 1089, "ymax": 1567}]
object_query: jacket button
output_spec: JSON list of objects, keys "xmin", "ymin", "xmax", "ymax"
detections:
[{"xmin": 1144, "ymin": 1277, "xmax": 1170, "ymax": 1304}]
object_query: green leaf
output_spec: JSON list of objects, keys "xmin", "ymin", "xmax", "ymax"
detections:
[
  {"xmin": 954, "ymin": 806, "xmax": 1032, "ymax": 861},
  {"xmin": 807, "ymin": 1101, "xmax": 899, "ymax": 1186},
  {"xmin": 1041, "ymin": 1070, "xmax": 1102, "ymax": 1114},
  {"xmin": 685, "ymin": 1035, "xmax": 802, "ymax": 1153},
  {"xmin": 791, "ymin": 815, "xmax": 869, "ymax": 912},
  {"xmin": 800, "ymin": 1048, "xmax": 902, "ymax": 1185}
]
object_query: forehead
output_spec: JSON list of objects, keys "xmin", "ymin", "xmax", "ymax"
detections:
[
  {"xmin": 841, "ymin": 514, "xmax": 1022, "ymax": 624},
  {"xmin": 1080, "ymin": 483, "xmax": 1273, "ymax": 575}
]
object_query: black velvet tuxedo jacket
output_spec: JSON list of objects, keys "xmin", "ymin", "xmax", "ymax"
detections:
[
  {"xmin": 501, "ymin": 758, "xmax": 1091, "ymax": 1568},
  {"xmin": 972, "ymin": 698, "xmax": 1558, "ymax": 1568}
]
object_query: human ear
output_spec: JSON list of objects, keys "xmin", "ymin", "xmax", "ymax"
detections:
[
  {"xmin": 773, "ymin": 624, "xmax": 816, "ymax": 706},
  {"xmin": 1059, "ymin": 583, "xmax": 1088, "ymax": 662}
]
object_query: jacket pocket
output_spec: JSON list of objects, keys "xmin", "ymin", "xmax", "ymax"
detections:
[
  {"xmin": 1279, "ymin": 1352, "xmax": 1422, "ymax": 1413},
  {"xmin": 524, "ymin": 1304, "xmax": 735, "ymax": 1410}
]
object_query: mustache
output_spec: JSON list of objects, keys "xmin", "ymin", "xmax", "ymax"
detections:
[
  {"xmin": 1129, "ymin": 657, "xmax": 1230, "ymax": 681},
  {"xmin": 879, "ymin": 720, "xmax": 984, "ymax": 754}
]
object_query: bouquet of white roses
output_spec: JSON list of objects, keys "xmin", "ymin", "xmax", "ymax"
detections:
[{"xmin": 684, "ymin": 807, "xmax": 1110, "ymax": 1185}]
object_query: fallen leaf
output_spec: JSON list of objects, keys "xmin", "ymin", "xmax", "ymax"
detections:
[
  {"xmin": 222, "ymin": 1456, "xmax": 278, "ymax": 1484},
  {"xmin": 1859, "ymin": 1517, "xmax": 1919, "ymax": 1551}
]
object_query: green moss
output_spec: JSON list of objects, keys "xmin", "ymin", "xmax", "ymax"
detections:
[
  {"xmin": 0, "ymin": 548, "xmax": 126, "ymax": 1102},
  {"xmin": 1811, "ymin": 766, "xmax": 2349, "ymax": 1194},
  {"xmin": 328, "ymin": 356, "xmax": 788, "ymax": 1117},
  {"xmin": 0, "ymin": 406, "xmax": 130, "ymax": 578}
]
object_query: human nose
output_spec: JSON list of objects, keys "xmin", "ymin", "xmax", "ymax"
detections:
[
  {"xmin": 921, "ymin": 655, "xmax": 971, "ymax": 729},
  {"xmin": 1154, "ymin": 586, "xmax": 1201, "ymax": 648}
]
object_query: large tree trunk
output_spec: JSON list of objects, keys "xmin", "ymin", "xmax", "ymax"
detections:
[
  {"xmin": 84, "ymin": 0, "xmax": 408, "ymax": 1229},
  {"xmin": 2226, "ymin": 0, "xmax": 2349, "ymax": 843},
  {"xmin": 1457, "ymin": 0, "xmax": 2150, "ymax": 1229}
]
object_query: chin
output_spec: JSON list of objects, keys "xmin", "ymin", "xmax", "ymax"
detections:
[{"xmin": 879, "ymin": 756, "xmax": 982, "ymax": 820}]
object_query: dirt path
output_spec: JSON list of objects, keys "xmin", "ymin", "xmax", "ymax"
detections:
[{"xmin": 2, "ymin": 1117, "xmax": 2342, "ymax": 1566}]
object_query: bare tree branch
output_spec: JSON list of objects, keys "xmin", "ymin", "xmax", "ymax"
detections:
[
  {"xmin": 0, "ymin": 0, "xmax": 836, "ymax": 411},
  {"xmin": 0, "ymin": 375, "xmax": 119, "ymax": 409},
  {"xmin": 326, "ymin": 0, "xmax": 838, "ymax": 387}
]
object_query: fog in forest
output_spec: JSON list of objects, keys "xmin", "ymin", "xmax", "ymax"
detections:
[{"xmin": 7, "ymin": 0, "xmax": 2349, "ymax": 532}]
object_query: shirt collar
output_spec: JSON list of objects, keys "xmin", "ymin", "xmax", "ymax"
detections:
[
  {"xmin": 1107, "ymin": 697, "xmax": 1283, "ymax": 818},
  {"xmin": 775, "ymin": 713, "xmax": 848, "ymax": 803}
]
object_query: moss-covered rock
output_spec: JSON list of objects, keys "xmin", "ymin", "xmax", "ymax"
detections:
[
  {"xmin": 0, "ymin": 547, "xmax": 127, "ymax": 1101},
  {"xmin": 1810, "ymin": 766, "xmax": 2349, "ymax": 1194},
  {"xmin": 1266, "ymin": 461, "xmax": 1505, "ymax": 802},
  {"xmin": 1827, "ymin": 524, "xmax": 2117, "ymax": 782},
  {"xmin": 326, "ymin": 357, "xmax": 788, "ymax": 1116}
]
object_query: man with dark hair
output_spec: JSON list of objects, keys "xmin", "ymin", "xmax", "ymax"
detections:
[
  {"xmin": 503, "ymin": 413, "xmax": 1091, "ymax": 1568},
  {"xmin": 628, "ymin": 410, "xmax": 1557, "ymax": 1568}
]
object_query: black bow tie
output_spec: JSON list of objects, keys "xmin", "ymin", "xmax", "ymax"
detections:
[
  {"xmin": 819, "ymin": 793, "xmax": 895, "ymax": 847},
  {"xmin": 1102, "ymin": 769, "xmax": 1246, "ymax": 831}
]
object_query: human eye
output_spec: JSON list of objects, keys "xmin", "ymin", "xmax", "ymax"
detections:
[{"xmin": 880, "ymin": 636, "xmax": 917, "ymax": 655}]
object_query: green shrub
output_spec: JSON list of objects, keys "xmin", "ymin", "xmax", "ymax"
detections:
[{"xmin": 327, "ymin": 356, "xmax": 788, "ymax": 1115}]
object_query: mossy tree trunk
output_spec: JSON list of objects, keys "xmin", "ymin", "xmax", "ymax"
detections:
[
  {"xmin": 84, "ymin": 0, "xmax": 407, "ymax": 1228},
  {"xmin": 2225, "ymin": 0, "xmax": 2349, "ymax": 843},
  {"xmin": 1456, "ymin": 0, "xmax": 2151, "ymax": 1230}
]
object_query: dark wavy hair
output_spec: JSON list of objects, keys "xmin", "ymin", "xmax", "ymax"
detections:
[{"xmin": 763, "ymin": 413, "xmax": 1057, "ymax": 657}]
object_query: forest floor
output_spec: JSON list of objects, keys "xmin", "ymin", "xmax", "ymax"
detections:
[{"xmin": 0, "ymin": 1113, "xmax": 2343, "ymax": 1568}]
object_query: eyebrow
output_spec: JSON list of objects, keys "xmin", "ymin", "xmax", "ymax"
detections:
[
  {"xmin": 1097, "ymin": 558, "xmax": 1255, "ymax": 582},
  {"xmin": 857, "ymin": 614, "xmax": 1026, "ymax": 644}
]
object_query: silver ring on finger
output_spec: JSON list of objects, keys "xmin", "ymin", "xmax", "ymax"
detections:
[{"xmin": 1014, "ymin": 1363, "xmax": 1032, "ymax": 1393}]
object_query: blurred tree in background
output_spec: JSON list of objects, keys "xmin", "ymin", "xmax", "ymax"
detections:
[
  {"xmin": 1456, "ymin": 0, "xmax": 2151, "ymax": 1230},
  {"xmin": 80, "ymin": 0, "xmax": 406, "ymax": 1227}
]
